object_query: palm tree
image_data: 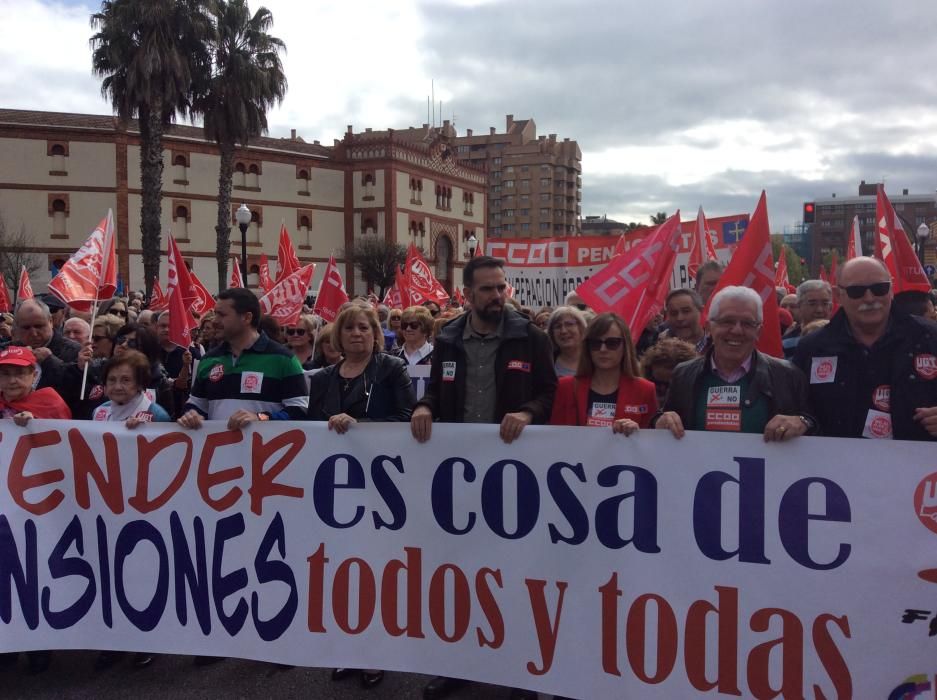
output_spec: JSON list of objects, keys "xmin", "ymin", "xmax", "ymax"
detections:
[
  {"xmin": 194, "ymin": 0, "xmax": 286, "ymax": 290},
  {"xmin": 91, "ymin": 0, "xmax": 211, "ymax": 298},
  {"xmin": 650, "ymin": 211, "xmax": 668, "ymax": 225}
]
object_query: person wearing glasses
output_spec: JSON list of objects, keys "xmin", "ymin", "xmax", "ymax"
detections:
[
  {"xmin": 794, "ymin": 256, "xmax": 937, "ymax": 440},
  {"xmin": 393, "ymin": 305, "xmax": 434, "ymax": 366},
  {"xmin": 547, "ymin": 305, "xmax": 587, "ymax": 377},
  {"xmin": 550, "ymin": 313, "xmax": 658, "ymax": 433},
  {"xmin": 782, "ymin": 280, "xmax": 834, "ymax": 358},
  {"xmin": 285, "ymin": 314, "xmax": 318, "ymax": 368},
  {"xmin": 655, "ymin": 286, "xmax": 815, "ymax": 440}
]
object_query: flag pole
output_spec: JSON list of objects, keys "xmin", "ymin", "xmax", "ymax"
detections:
[{"xmin": 79, "ymin": 295, "xmax": 101, "ymax": 400}]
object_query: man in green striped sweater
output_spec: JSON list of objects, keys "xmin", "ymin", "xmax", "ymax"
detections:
[{"xmin": 178, "ymin": 288, "xmax": 308, "ymax": 429}]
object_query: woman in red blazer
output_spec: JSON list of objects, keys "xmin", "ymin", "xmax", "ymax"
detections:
[{"xmin": 549, "ymin": 312, "xmax": 658, "ymax": 434}]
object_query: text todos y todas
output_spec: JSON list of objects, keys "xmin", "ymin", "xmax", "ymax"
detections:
[{"xmin": 1, "ymin": 425, "xmax": 850, "ymax": 697}]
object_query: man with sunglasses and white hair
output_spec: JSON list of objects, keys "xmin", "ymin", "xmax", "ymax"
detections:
[
  {"xmin": 655, "ymin": 285, "xmax": 814, "ymax": 441},
  {"xmin": 794, "ymin": 256, "xmax": 937, "ymax": 440}
]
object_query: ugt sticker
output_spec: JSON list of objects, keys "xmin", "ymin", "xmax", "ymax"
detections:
[
  {"xmin": 240, "ymin": 371, "xmax": 263, "ymax": 394},
  {"xmin": 872, "ymin": 385, "xmax": 891, "ymax": 412},
  {"xmin": 915, "ymin": 354, "xmax": 937, "ymax": 380},
  {"xmin": 810, "ymin": 356, "xmax": 837, "ymax": 384},
  {"xmin": 442, "ymin": 361, "xmax": 457, "ymax": 382},
  {"xmin": 209, "ymin": 364, "xmax": 225, "ymax": 382}
]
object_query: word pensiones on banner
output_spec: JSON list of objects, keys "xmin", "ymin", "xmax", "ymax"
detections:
[{"xmin": 3, "ymin": 422, "xmax": 935, "ymax": 698}]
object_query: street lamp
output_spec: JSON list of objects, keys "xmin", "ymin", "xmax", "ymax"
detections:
[
  {"xmin": 235, "ymin": 203, "xmax": 251, "ymax": 283},
  {"xmin": 466, "ymin": 233, "xmax": 478, "ymax": 258},
  {"xmin": 917, "ymin": 222, "xmax": 930, "ymax": 265}
]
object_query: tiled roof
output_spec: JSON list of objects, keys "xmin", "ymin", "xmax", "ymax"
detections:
[{"xmin": 0, "ymin": 107, "xmax": 332, "ymax": 158}]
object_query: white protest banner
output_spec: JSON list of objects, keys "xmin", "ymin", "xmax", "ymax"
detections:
[
  {"xmin": 488, "ymin": 214, "xmax": 747, "ymax": 308},
  {"xmin": 2, "ymin": 421, "xmax": 936, "ymax": 699}
]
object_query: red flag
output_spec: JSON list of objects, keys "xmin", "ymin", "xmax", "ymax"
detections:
[
  {"xmin": 383, "ymin": 276, "xmax": 405, "ymax": 309},
  {"xmin": 17, "ymin": 267, "xmax": 33, "ymax": 301},
  {"xmin": 0, "ymin": 280, "xmax": 10, "ymax": 313},
  {"xmin": 576, "ymin": 212, "xmax": 682, "ymax": 337},
  {"xmin": 313, "ymin": 255, "xmax": 349, "ymax": 323},
  {"xmin": 48, "ymin": 210, "xmax": 118, "ymax": 312},
  {"xmin": 229, "ymin": 256, "xmax": 244, "ymax": 289},
  {"xmin": 830, "ymin": 250, "xmax": 840, "ymax": 314},
  {"xmin": 474, "ymin": 239, "xmax": 483, "ymax": 257},
  {"xmin": 876, "ymin": 186, "xmax": 930, "ymax": 293},
  {"xmin": 819, "ymin": 264, "xmax": 828, "ymax": 283},
  {"xmin": 259, "ymin": 254, "xmax": 273, "ymax": 293},
  {"xmin": 260, "ymin": 264, "xmax": 316, "ymax": 328},
  {"xmin": 612, "ymin": 234, "xmax": 627, "ymax": 258},
  {"xmin": 453, "ymin": 285, "xmax": 465, "ymax": 307},
  {"xmin": 687, "ymin": 206, "xmax": 718, "ymax": 281},
  {"xmin": 774, "ymin": 245, "xmax": 791, "ymax": 292},
  {"xmin": 405, "ymin": 244, "xmax": 450, "ymax": 304},
  {"xmin": 846, "ymin": 215, "xmax": 862, "ymax": 260},
  {"xmin": 187, "ymin": 268, "xmax": 216, "ymax": 315},
  {"xmin": 166, "ymin": 234, "xmax": 197, "ymax": 347},
  {"xmin": 149, "ymin": 277, "xmax": 169, "ymax": 312},
  {"xmin": 274, "ymin": 223, "xmax": 301, "ymax": 284},
  {"xmin": 704, "ymin": 192, "xmax": 782, "ymax": 358}
]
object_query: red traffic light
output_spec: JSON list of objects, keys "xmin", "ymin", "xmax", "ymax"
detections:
[
  {"xmin": 803, "ymin": 202, "xmax": 816, "ymax": 224},
  {"xmin": 805, "ymin": 204, "xmax": 814, "ymax": 213}
]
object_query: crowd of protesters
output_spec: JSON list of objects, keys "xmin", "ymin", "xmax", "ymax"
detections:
[{"xmin": 4, "ymin": 253, "xmax": 937, "ymax": 700}]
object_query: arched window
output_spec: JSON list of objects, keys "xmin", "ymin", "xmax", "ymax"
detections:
[
  {"xmin": 172, "ymin": 153, "xmax": 188, "ymax": 182},
  {"xmin": 175, "ymin": 205, "xmax": 189, "ymax": 238},
  {"xmin": 250, "ymin": 210, "xmax": 261, "ymax": 243},
  {"xmin": 247, "ymin": 163, "xmax": 260, "ymax": 189},
  {"xmin": 234, "ymin": 162, "xmax": 246, "ymax": 188},
  {"xmin": 52, "ymin": 198, "xmax": 67, "ymax": 236},
  {"xmin": 363, "ymin": 172, "xmax": 375, "ymax": 200},
  {"xmin": 299, "ymin": 214, "xmax": 311, "ymax": 246},
  {"xmin": 48, "ymin": 143, "xmax": 67, "ymax": 174},
  {"xmin": 297, "ymin": 168, "xmax": 310, "ymax": 195},
  {"xmin": 362, "ymin": 218, "xmax": 376, "ymax": 236}
]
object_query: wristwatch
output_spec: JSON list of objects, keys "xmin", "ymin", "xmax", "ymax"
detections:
[{"xmin": 797, "ymin": 415, "xmax": 815, "ymax": 432}]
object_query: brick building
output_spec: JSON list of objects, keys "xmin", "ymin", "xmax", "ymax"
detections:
[
  {"xmin": 452, "ymin": 115, "xmax": 581, "ymax": 239},
  {"xmin": 805, "ymin": 180, "xmax": 937, "ymax": 268},
  {"xmin": 0, "ymin": 108, "xmax": 484, "ymax": 296}
]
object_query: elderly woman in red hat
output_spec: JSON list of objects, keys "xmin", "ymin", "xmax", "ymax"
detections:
[{"xmin": 0, "ymin": 345, "xmax": 70, "ymax": 424}]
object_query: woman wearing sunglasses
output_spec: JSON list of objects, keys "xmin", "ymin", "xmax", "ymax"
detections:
[
  {"xmin": 393, "ymin": 305, "xmax": 434, "ymax": 366},
  {"xmin": 285, "ymin": 314, "xmax": 319, "ymax": 368},
  {"xmin": 550, "ymin": 312, "xmax": 658, "ymax": 434}
]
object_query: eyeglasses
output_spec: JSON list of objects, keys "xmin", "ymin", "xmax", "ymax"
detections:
[
  {"xmin": 802, "ymin": 299, "xmax": 833, "ymax": 308},
  {"xmin": 92, "ymin": 335, "xmax": 109, "ymax": 343},
  {"xmin": 401, "ymin": 321, "xmax": 422, "ymax": 331},
  {"xmin": 711, "ymin": 318, "xmax": 761, "ymax": 331},
  {"xmin": 285, "ymin": 328, "xmax": 307, "ymax": 336},
  {"xmin": 587, "ymin": 337, "xmax": 624, "ymax": 351},
  {"xmin": 839, "ymin": 282, "xmax": 891, "ymax": 299}
]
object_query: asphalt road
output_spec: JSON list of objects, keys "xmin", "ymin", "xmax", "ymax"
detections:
[{"xmin": 1, "ymin": 652, "xmax": 550, "ymax": 700}]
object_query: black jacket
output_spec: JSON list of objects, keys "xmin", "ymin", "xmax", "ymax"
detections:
[
  {"xmin": 307, "ymin": 352, "xmax": 415, "ymax": 422},
  {"xmin": 416, "ymin": 309, "xmax": 557, "ymax": 424},
  {"xmin": 657, "ymin": 349, "xmax": 814, "ymax": 431},
  {"xmin": 793, "ymin": 308, "xmax": 937, "ymax": 440}
]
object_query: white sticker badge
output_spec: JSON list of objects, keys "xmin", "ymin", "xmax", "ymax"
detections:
[
  {"xmin": 862, "ymin": 409, "xmax": 893, "ymax": 439},
  {"xmin": 442, "ymin": 362, "xmax": 457, "ymax": 382},
  {"xmin": 707, "ymin": 385, "xmax": 741, "ymax": 408},
  {"xmin": 810, "ymin": 356, "xmax": 838, "ymax": 384},
  {"xmin": 240, "ymin": 371, "xmax": 264, "ymax": 394}
]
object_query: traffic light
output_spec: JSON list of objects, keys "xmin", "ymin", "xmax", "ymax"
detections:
[{"xmin": 803, "ymin": 202, "xmax": 816, "ymax": 224}]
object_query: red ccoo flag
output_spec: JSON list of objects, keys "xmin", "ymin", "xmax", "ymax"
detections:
[
  {"xmin": 313, "ymin": 255, "xmax": 349, "ymax": 323},
  {"xmin": 187, "ymin": 268, "xmax": 216, "ymax": 315},
  {"xmin": 258, "ymin": 254, "xmax": 273, "ymax": 293},
  {"xmin": 846, "ymin": 215, "xmax": 863, "ymax": 260},
  {"xmin": 274, "ymin": 223, "xmax": 301, "ymax": 284},
  {"xmin": 383, "ymin": 275, "xmax": 405, "ymax": 309},
  {"xmin": 875, "ymin": 185, "xmax": 931, "ymax": 293},
  {"xmin": 149, "ymin": 277, "xmax": 169, "ymax": 312},
  {"xmin": 166, "ymin": 234, "xmax": 197, "ymax": 347},
  {"xmin": 47, "ymin": 209, "xmax": 117, "ymax": 311},
  {"xmin": 774, "ymin": 245, "xmax": 794, "ymax": 293},
  {"xmin": 576, "ymin": 212, "xmax": 682, "ymax": 338},
  {"xmin": 260, "ymin": 264, "xmax": 316, "ymax": 328},
  {"xmin": 704, "ymin": 191, "xmax": 782, "ymax": 358},
  {"xmin": 17, "ymin": 267, "xmax": 33, "ymax": 301},
  {"xmin": 688, "ymin": 206, "xmax": 718, "ymax": 281},
  {"xmin": 229, "ymin": 256, "xmax": 244, "ymax": 289}
]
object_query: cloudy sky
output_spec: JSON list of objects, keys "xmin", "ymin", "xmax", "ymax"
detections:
[{"xmin": 4, "ymin": 0, "xmax": 937, "ymax": 230}]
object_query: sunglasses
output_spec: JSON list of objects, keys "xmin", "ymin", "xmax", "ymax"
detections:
[
  {"xmin": 587, "ymin": 337, "xmax": 624, "ymax": 351},
  {"xmin": 401, "ymin": 321, "xmax": 422, "ymax": 331},
  {"xmin": 112, "ymin": 309, "xmax": 128, "ymax": 317},
  {"xmin": 285, "ymin": 328, "xmax": 307, "ymax": 336},
  {"xmin": 839, "ymin": 282, "xmax": 891, "ymax": 299},
  {"xmin": 115, "ymin": 336, "xmax": 138, "ymax": 348}
]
